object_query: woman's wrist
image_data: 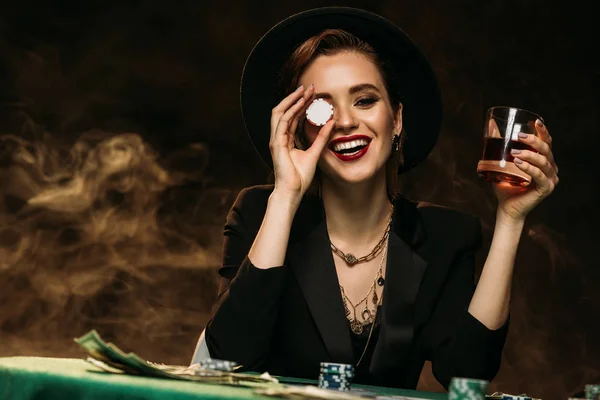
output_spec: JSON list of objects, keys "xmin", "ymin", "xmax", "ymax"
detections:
[
  {"xmin": 496, "ymin": 208, "xmax": 527, "ymax": 230},
  {"xmin": 248, "ymin": 190, "xmax": 300, "ymax": 270},
  {"xmin": 270, "ymin": 189, "xmax": 303, "ymax": 213}
]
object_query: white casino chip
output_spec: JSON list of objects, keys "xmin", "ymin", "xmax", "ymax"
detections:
[{"xmin": 306, "ymin": 98, "xmax": 334, "ymax": 126}]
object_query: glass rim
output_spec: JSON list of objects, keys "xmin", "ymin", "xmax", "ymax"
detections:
[{"xmin": 487, "ymin": 106, "xmax": 544, "ymax": 123}]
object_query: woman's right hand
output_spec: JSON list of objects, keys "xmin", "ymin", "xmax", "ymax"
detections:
[{"xmin": 269, "ymin": 84, "xmax": 335, "ymax": 202}]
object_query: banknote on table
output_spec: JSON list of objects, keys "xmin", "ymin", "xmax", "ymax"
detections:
[
  {"xmin": 75, "ymin": 330, "xmax": 280, "ymax": 388},
  {"xmin": 256, "ymin": 388, "xmax": 532, "ymax": 400},
  {"xmin": 256, "ymin": 386, "xmax": 418, "ymax": 400},
  {"xmin": 486, "ymin": 393, "xmax": 541, "ymax": 400},
  {"xmin": 257, "ymin": 386, "xmax": 369, "ymax": 400}
]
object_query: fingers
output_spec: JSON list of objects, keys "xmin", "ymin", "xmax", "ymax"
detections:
[
  {"xmin": 271, "ymin": 85, "xmax": 305, "ymax": 121},
  {"xmin": 270, "ymin": 85, "xmax": 306, "ymax": 139},
  {"xmin": 511, "ymin": 148, "xmax": 556, "ymax": 179},
  {"xmin": 272, "ymin": 92, "xmax": 309, "ymax": 148},
  {"xmin": 517, "ymin": 131, "xmax": 558, "ymax": 175},
  {"xmin": 513, "ymin": 156, "xmax": 558, "ymax": 196},
  {"xmin": 535, "ymin": 119, "xmax": 553, "ymax": 149},
  {"xmin": 511, "ymin": 118, "xmax": 559, "ymax": 197},
  {"xmin": 289, "ymin": 86, "xmax": 316, "ymax": 142},
  {"xmin": 270, "ymin": 85, "xmax": 316, "ymax": 149}
]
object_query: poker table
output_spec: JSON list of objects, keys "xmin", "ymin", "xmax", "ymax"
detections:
[{"xmin": 0, "ymin": 357, "xmax": 447, "ymax": 400}]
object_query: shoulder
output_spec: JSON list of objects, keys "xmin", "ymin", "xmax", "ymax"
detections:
[
  {"xmin": 229, "ymin": 184, "xmax": 319, "ymax": 217},
  {"xmin": 225, "ymin": 184, "xmax": 274, "ymax": 228},
  {"xmin": 226, "ymin": 184, "xmax": 322, "ymax": 240},
  {"xmin": 232, "ymin": 184, "xmax": 275, "ymax": 208}
]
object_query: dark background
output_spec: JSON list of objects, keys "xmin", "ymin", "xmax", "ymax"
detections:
[{"xmin": 0, "ymin": 1, "xmax": 597, "ymax": 399}]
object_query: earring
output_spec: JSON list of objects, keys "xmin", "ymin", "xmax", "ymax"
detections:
[{"xmin": 391, "ymin": 134, "xmax": 401, "ymax": 153}]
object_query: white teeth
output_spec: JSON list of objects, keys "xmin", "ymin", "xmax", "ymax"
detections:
[{"xmin": 332, "ymin": 139, "xmax": 369, "ymax": 152}]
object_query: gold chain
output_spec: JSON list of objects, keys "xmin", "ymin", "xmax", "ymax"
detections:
[
  {"xmin": 339, "ymin": 242, "xmax": 387, "ymax": 335},
  {"xmin": 355, "ymin": 297, "xmax": 381, "ymax": 367},
  {"xmin": 330, "ymin": 205, "xmax": 393, "ymax": 266}
]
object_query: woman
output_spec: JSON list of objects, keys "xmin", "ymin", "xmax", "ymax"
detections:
[{"xmin": 200, "ymin": 7, "xmax": 559, "ymax": 390}]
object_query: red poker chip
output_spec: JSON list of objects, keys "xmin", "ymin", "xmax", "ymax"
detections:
[{"xmin": 306, "ymin": 98, "xmax": 334, "ymax": 126}]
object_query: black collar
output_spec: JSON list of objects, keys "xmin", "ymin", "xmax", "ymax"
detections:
[
  {"xmin": 290, "ymin": 192, "xmax": 427, "ymax": 249},
  {"xmin": 287, "ymin": 193, "xmax": 428, "ymax": 373}
]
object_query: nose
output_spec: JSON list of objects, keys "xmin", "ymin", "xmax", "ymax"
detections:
[{"xmin": 333, "ymin": 104, "xmax": 358, "ymax": 132}]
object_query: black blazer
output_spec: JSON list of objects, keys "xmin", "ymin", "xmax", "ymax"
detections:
[{"xmin": 206, "ymin": 184, "xmax": 508, "ymax": 390}]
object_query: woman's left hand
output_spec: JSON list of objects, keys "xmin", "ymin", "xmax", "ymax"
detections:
[{"xmin": 494, "ymin": 119, "xmax": 559, "ymax": 221}]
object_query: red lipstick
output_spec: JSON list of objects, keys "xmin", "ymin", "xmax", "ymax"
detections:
[
  {"xmin": 328, "ymin": 135, "xmax": 372, "ymax": 162},
  {"xmin": 331, "ymin": 143, "xmax": 371, "ymax": 162},
  {"xmin": 328, "ymin": 135, "xmax": 371, "ymax": 146}
]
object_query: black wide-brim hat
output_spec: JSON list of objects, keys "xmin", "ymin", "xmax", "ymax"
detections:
[{"xmin": 240, "ymin": 7, "xmax": 442, "ymax": 173}]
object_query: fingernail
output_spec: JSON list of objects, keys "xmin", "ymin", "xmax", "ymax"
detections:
[
  {"xmin": 511, "ymin": 149, "xmax": 521, "ymax": 155},
  {"xmin": 536, "ymin": 119, "xmax": 544, "ymax": 127},
  {"xmin": 514, "ymin": 157, "xmax": 523, "ymax": 164},
  {"xmin": 296, "ymin": 85, "xmax": 304, "ymax": 92},
  {"xmin": 518, "ymin": 133, "xmax": 528, "ymax": 139},
  {"xmin": 308, "ymin": 84, "xmax": 314, "ymax": 89}
]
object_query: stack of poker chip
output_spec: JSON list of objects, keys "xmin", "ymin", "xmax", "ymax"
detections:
[
  {"xmin": 449, "ymin": 377, "xmax": 489, "ymax": 400},
  {"xmin": 586, "ymin": 384, "xmax": 600, "ymax": 400},
  {"xmin": 198, "ymin": 358, "xmax": 238, "ymax": 372},
  {"xmin": 318, "ymin": 362, "xmax": 354, "ymax": 391}
]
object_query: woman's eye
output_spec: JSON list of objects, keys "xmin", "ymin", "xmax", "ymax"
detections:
[{"xmin": 356, "ymin": 97, "xmax": 378, "ymax": 107}]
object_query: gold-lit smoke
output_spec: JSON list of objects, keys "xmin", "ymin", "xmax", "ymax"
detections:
[{"xmin": 0, "ymin": 132, "xmax": 227, "ymax": 364}]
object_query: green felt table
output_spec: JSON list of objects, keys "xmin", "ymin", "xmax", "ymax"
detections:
[{"xmin": 0, "ymin": 357, "xmax": 447, "ymax": 400}]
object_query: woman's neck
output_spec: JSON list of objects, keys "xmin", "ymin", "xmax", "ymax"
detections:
[{"xmin": 320, "ymin": 172, "xmax": 393, "ymax": 246}]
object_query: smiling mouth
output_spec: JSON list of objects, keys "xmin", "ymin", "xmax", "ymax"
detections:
[{"xmin": 329, "ymin": 138, "xmax": 371, "ymax": 156}]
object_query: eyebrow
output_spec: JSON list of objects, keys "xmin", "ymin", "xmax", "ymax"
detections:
[{"xmin": 314, "ymin": 83, "xmax": 381, "ymax": 100}]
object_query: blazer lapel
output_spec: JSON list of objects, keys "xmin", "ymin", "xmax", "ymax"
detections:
[
  {"xmin": 285, "ymin": 193, "xmax": 428, "ymax": 370},
  {"xmin": 370, "ymin": 195, "xmax": 428, "ymax": 379},
  {"xmin": 287, "ymin": 196, "xmax": 354, "ymax": 364}
]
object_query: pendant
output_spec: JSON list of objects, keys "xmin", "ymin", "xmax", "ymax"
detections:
[
  {"xmin": 344, "ymin": 253, "xmax": 358, "ymax": 265},
  {"xmin": 350, "ymin": 319, "xmax": 363, "ymax": 335},
  {"xmin": 377, "ymin": 276, "xmax": 385, "ymax": 286},
  {"xmin": 361, "ymin": 308, "xmax": 372, "ymax": 322},
  {"xmin": 372, "ymin": 290, "xmax": 378, "ymax": 306}
]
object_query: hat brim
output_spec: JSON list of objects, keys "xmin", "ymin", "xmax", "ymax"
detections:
[{"xmin": 240, "ymin": 7, "xmax": 442, "ymax": 173}]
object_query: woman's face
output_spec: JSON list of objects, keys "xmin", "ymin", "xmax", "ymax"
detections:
[{"xmin": 298, "ymin": 51, "xmax": 402, "ymax": 186}]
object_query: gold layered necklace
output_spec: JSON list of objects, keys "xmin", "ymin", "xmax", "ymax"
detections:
[
  {"xmin": 339, "ymin": 242, "xmax": 387, "ymax": 335},
  {"xmin": 330, "ymin": 211, "xmax": 392, "ymax": 266}
]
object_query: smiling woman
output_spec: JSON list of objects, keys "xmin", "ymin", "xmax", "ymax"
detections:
[
  {"xmin": 197, "ymin": 6, "xmax": 558, "ymax": 391},
  {"xmin": 297, "ymin": 51, "xmax": 400, "ymax": 190},
  {"xmin": 281, "ymin": 29, "xmax": 405, "ymax": 199}
]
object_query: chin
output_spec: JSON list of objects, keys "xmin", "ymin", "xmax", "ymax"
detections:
[
  {"xmin": 344, "ymin": 170, "xmax": 377, "ymax": 184},
  {"xmin": 322, "ymin": 165, "xmax": 380, "ymax": 186}
]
